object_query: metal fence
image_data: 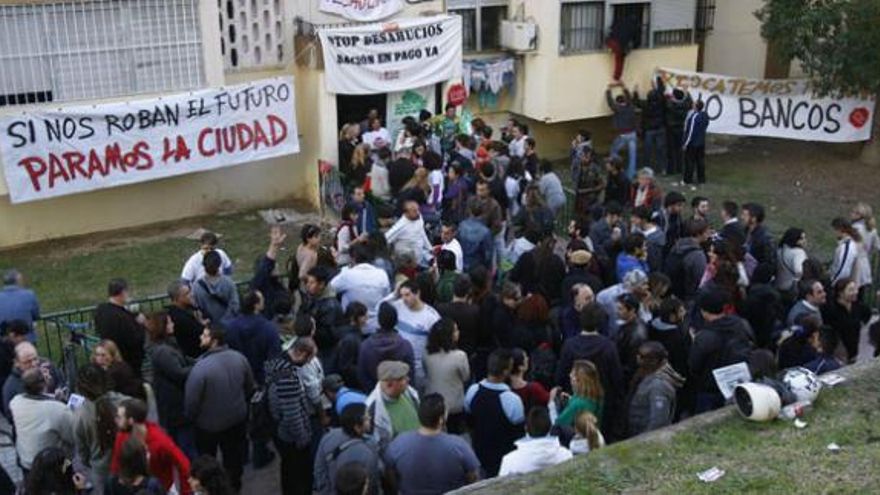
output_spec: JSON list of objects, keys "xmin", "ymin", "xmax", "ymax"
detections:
[{"xmin": 35, "ymin": 280, "xmax": 253, "ymax": 381}]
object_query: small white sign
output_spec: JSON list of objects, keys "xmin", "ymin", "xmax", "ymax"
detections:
[{"xmin": 712, "ymin": 362, "xmax": 752, "ymax": 400}]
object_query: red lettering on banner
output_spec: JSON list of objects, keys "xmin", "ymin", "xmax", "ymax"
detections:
[
  {"xmin": 48, "ymin": 154, "xmax": 71, "ymax": 189},
  {"xmin": 133, "ymin": 142, "xmax": 153, "ymax": 170},
  {"xmin": 62, "ymin": 151, "xmax": 88, "ymax": 180},
  {"xmin": 196, "ymin": 115, "xmax": 288, "ymax": 157},
  {"xmin": 253, "ymin": 122, "xmax": 271, "ymax": 149},
  {"xmin": 198, "ymin": 128, "xmax": 216, "ymax": 157},
  {"xmin": 268, "ymin": 114, "xmax": 288, "ymax": 145},
  {"xmin": 17, "ymin": 157, "xmax": 47, "ymax": 192},
  {"xmin": 236, "ymin": 123, "xmax": 255, "ymax": 150}
]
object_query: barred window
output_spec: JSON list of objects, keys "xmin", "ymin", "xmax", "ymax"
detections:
[
  {"xmin": 696, "ymin": 0, "xmax": 716, "ymax": 33},
  {"xmin": 559, "ymin": 2, "xmax": 605, "ymax": 54},
  {"xmin": 449, "ymin": 0, "xmax": 507, "ymax": 52},
  {"xmin": 0, "ymin": 0, "xmax": 204, "ymax": 108},
  {"xmin": 219, "ymin": 0, "xmax": 289, "ymax": 71},
  {"xmin": 653, "ymin": 29, "xmax": 693, "ymax": 47},
  {"xmin": 611, "ymin": 2, "xmax": 651, "ymax": 50}
]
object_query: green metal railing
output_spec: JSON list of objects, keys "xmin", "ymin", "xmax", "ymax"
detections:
[{"xmin": 35, "ymin": 281, "xmax": 254, "ymax": 375}]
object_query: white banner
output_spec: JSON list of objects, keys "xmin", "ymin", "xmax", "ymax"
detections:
[
  {"xmin": 319, "ymin": 0, "xmax": 403, "ymax": 22},
  {"xmin": 657, "ymin": 68, "xmax": 875, "ymax": 143},
  {"xmin": 1, "ymin": 78, "xmax": 299, "ymax": 204},
  {"xmin": 319, "ymin": 15, "xmax": 462, "ymax": 95}
]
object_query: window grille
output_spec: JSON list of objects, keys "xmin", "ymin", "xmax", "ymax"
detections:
[
  {"xmin": 219, "ymin": 0, "xmax": 289, "ymax": 70},
  {"xmin": 0, "ymin": 0, "xmax": 204, "ymax": 108},
  {"xmin": 559, "ymin": 2, "xmax": 605, "ymax": 54},
  {"xmin": 653, "ymin": 28, "xmax": 694, "ymax": 47},
  {"xmin": 449, "ymin": 0, "xmax": 507, "ymax": 52},
  {"xmin": 696, "ymin": 0, "xmax": 716, "ymax": 33}
]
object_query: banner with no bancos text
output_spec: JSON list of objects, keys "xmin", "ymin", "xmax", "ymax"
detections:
[
  {"xmin": 657, "ymin": 68, "xmax": 874, "ymax": 143},
  {"xmin": 0, "ymin": 78, "xmax": 300, "ymax": 204}
]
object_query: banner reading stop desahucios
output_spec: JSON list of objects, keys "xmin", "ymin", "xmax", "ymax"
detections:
[
  {"xmin": 657, "ymin": 68, "xmax": 875, "ymax": 143},
  {"xmin": 0, "ymin": 78, "xmax": 299, "ymax": 204},
  {"xmin": 318, "ymin": 15, "xmax": 463, "ymax": 95}
]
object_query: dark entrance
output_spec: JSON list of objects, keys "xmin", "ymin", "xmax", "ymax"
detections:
[{"xmin": 336, "ymin": 93, "xmax": 388, "ymax": 130}]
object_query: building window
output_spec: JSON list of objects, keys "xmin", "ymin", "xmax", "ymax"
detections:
[
  {"xmin": 653, "ymin": 29, "xmax": 693, "ymax": 47},
  {"xmin": 611, "ymin": 2, "xmax": 651, "ymax": 50},
  {"xmin": 449, "ymin": 0, "xmax": 507, "ymax": 52},
  {"xmin": 0, "ymin": 0, "xmax": 204, "ymax": 108},
  {"xmin": 559, "ymin": 2, "xmax": 605, "ymax": 54},
  {"xmin": 219, "ymin": 0, "xmax": 289, "ymax": 70},
  {"xmin": 696, "ymin": 0, "xmax": 716, "ymax": 33}
]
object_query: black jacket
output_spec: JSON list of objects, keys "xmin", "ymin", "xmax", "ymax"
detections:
[
  {"xmin": 746, "ymin": 224, "xmax": 776, "ymax": 269},
  {"xmin": 95, "ymin": 303, "xmax": 146, "ymax": 377},
  {"xmin": 688, "ymin": 315, "xmax": 754, "ymax": 395},
  {"xmin": 556, "ymin": 333, "xmax": 625, "ymax": 441}
]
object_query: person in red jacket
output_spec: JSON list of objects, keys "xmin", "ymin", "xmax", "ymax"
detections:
[{"xmin": 111, "ymin": 398, "xmax": 191, "ymax": 494}]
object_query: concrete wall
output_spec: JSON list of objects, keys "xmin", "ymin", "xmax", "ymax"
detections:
[
  {"xmin": 702, "ymin": 0, "xmax": 767, "ymax": 78},
  {"xmin": 0, "ymin": 0, "xmax": 321, "ymax": 248},
  {"xmin": 516, "ymin": 0, "xmax": 698, "ymax": 123}
]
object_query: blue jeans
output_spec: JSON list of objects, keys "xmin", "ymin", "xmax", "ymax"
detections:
[
  {"xmin": 611, "ymin": 131, "xmax": 638, "ymax": 180},
  {"xmin": 644, "ymin": 128, "xmax": 667, "ymax": 173}
]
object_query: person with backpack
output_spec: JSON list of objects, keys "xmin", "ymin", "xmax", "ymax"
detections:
[
  {"xmin": 264, "ymin": 337, "xmax": 318, "ymax": 495},
  {"xmin": 688, "ymin": 289, "xmax": 755, "ymax": 413},
  {"xmin": 313, "ymin": 403, "xmax": 380, "ymax": 495},
  {"xmin": 666, "ymin": 218, "xmax": 710, "ymax": 301}
]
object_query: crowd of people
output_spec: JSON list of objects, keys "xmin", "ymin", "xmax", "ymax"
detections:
[{"xmin": 0, "ymin": 100, "xmax": 878, "ymax": 495}]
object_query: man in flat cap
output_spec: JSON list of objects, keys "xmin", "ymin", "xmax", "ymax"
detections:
[{"xmin": 365, "ymin": 360, "xmax": 420, "ymax": 451}]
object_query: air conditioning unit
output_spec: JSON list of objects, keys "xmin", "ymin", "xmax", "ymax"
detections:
[{"xmin": 500, "ymin": 20, "xmax": 537, "ymax": 52}]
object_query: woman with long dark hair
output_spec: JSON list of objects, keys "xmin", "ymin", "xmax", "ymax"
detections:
[
  {"xmin": 73, "ymin": 364, "xmax": 119, "ymax": 494},
  {"xmin": 146, "ymin": 310, "xmax": 196, "ymax": 458},
  {"xmin": 423, "ymin": 318, "xmax": 470, "ymax": 433},
  {"xmin": 508, "ymin": 348, "xmax": 550, "ymax": 414},
  {"xmin": 24, "ymin": 447, "xmax": 88, "ymax": 494}
]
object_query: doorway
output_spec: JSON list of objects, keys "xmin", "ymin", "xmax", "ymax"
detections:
[{"xmin": 336, "ymin": 93, "xmax": 388, "ymax": 130}]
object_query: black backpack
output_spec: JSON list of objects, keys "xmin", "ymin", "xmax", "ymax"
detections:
[{"xmin": 665, "ymin": 244, "xmax": 700, "ymax": 298}]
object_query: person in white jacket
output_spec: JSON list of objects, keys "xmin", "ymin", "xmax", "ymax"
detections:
[
  {"xmin": 10, "ymin": 368, "xmax": 76, "ymax": 470},
  {"xmin": 385, "ymin": 200, "xmax": 433, "ymax": 266},
  {"xmin": 830, "ymin": 218, "xmax": 867, "ymax": 286},
  {"xmin": 498, "ymin": 406, "xmax": 573, "ymax": 476}
]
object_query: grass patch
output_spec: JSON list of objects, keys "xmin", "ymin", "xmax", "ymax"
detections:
[
  {"xmin": 477, "ymin": 363, "xmax": 880, "ymax": 494},
  {"xmin": 0, "ymin": 211, "xmax": 280, "ymax": 313}
]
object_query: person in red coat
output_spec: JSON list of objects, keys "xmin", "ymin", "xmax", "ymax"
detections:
[{"xmin": 111, "ymin": 398, "xmax": 191, "ymax": 494}]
